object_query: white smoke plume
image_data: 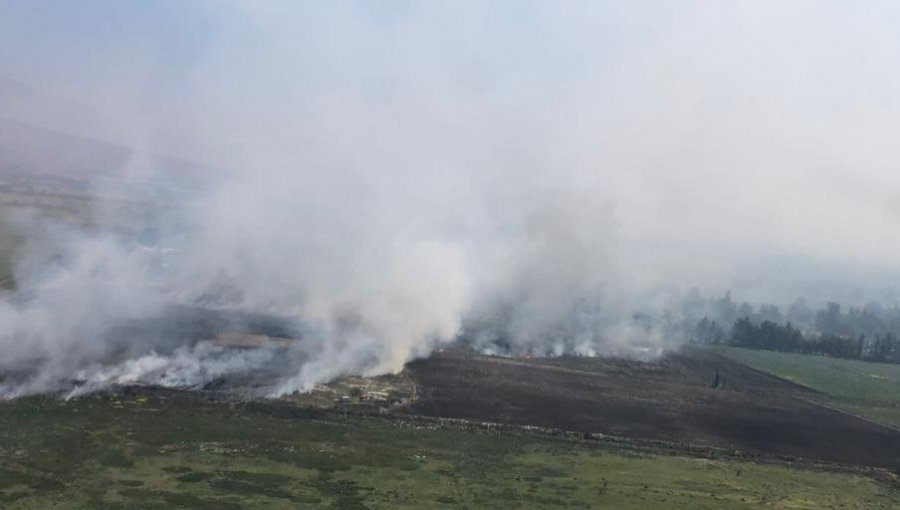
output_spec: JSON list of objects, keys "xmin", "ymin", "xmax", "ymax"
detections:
[{"xmin": 1, "ymin": 2, "xmax": 900, "ymax": 396}]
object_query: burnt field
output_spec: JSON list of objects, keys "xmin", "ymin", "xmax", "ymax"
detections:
[{"xmin": 404, "ymin": 347, "xmax": 900, "ymax": 469}]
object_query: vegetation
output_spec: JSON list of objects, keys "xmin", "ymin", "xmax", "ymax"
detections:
[
  {"xmin": 0, "ymin": 391, "xmax": 897, "ymax": 509},
  {"xmin": 683, "ymin": 291, "xmax": 900, "ymax": 364},
  {"xmin": 682, "ymin": 291, "xmax": 900, "ymax": 340},
  {"xmin": 695, "ymin": 316, "xmax": 900, "ymax": 363},
  {"xmin": 714, "ymin": 346, "xmax": 900, "ymax": 427}
]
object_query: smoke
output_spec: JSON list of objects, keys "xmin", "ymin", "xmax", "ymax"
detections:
[{"xmin": 1, "ymin": 1, "xmax": 900, "ymax": 396}]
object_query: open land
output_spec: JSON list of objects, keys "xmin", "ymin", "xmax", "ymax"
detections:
[
  {"xmin": 0, "ymin": 171, "xmax": 897, "ymax": 507},
  {"xmin": 405, "ymin": 347, "xmax": 900, "ymax": 469},
  {"xmin": 0, "ymin": 388, "xmax": 897, "ymax": 509},
  {"xmin": 713, "ymin": 346, "xmax": 900, "ymax": 429},
  {"xmin": 0, "ymin": 347, "xmax": 898, "ymax": 508}
]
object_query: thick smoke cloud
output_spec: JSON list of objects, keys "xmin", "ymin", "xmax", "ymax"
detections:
[{"xmin": 1, "ymin": 1, "xmax": 900, "ymax": 396}]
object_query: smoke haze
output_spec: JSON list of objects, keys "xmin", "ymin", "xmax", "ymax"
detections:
[{"xmin": 1, "ymin": 1, "xmax": 900, "ymax": 396}]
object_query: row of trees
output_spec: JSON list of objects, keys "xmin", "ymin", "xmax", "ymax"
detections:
[
  {"xmin": 693, "ymin": 316, "xmax": 900, "ymax": 363},
  {"xmin": 681, "ymin": 288, "xmax": 900, "ymax": 341}
]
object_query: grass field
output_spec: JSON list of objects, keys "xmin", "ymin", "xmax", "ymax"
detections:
[
  {"xmin": 0, "ymin": 391, "xmax": 897, "ymax": 509},
  {"xmin": 713, "ymin": 346, "xmax": 900, "ymax": 428}
]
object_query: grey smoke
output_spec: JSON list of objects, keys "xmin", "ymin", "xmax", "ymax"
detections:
[{"xmin": 1, "ymin": 2, "xmax": 900, "ymax": 396}]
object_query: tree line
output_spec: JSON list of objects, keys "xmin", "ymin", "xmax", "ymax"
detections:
[
  {"xmin": 682, "ymin": 291, "xmax": 900, "ymax": 338},
  {"xmin": 672, "ymin": 289, "xmax": 900, "ymax": 363},
  {"xmin": 692, "ymin": 315, "xmax": 900, "ymax": 363}
]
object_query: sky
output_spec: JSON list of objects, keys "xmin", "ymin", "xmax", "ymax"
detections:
[
  {"xmin": 3, "ymin": 0, "xmax": 900, "ymax": 298},
  {"xmin": 2, "ymin": 1, "xmax": 900, "ymax": 393}
]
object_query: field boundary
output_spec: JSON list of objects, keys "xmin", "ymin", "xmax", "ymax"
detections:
[
  {"xmin": 704, "ymin": 348, "xmax": 827, "ymax": 395},
  {"xmin": 803, "ymin": 397, "xmax": 900, "ymax": 433},
  {"xmin": 712, "ymin": 346, "xmax": 900, "ymax": 432},
  {"xmin": 238, "ymin": 394, "xmax": 899, "ymax": 484}
]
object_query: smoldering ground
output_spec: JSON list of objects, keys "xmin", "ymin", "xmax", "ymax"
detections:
[{"xmin": 2, "ymin": 2, "xmax": 900, "ymax": 397}]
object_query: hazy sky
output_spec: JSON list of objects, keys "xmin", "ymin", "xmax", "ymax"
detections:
[{"xmin": 3, "ymin": 1, "xmax": 900, "ymax": 301}]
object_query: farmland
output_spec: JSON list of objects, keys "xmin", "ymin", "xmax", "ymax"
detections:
[
  {"xmin": 406, "ymin": 347, "xmax": 900, "ymax": 468},
  {"xmin": 5, "ymin": 5, "xmax": 900, "ymax": 507},
  {"xmin": 0, "ymin": 346, "xmax": 898, "ymax": 508},
  {"xmin": 713, "ymin": 346, "xmax": 900, "ymax": 428},
  {"xmin": 0, "ymin": 389, "xmax": 897, "ymax": 509}
]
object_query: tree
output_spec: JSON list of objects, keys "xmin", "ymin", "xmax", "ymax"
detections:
[
  {"xmin": 695, "ymin": 317, "xmax": 725, "ymax": 345},
  {"xmin": 730, "ymin": 317, "xmax": 757, "ymax": 348}
]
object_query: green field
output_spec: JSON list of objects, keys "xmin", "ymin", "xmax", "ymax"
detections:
[
  {"xmin": 713, "ymin": 346, "xmax": 900, "ymax": 428},
  {"xmin": 0, "ymin": 392, "xmax": 897, "ymax": 509}
]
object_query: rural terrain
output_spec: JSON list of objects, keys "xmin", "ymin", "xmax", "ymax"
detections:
[
  {"xmin": 0, "ymin": 102, "xmax": 898, "ymax": 509},
  {"xmin": 407, "ymin": 347, "xmax": 900, "ymax": 468},
  {"xmin": 0, "ymin": 346, "xmax": 899, "ymax": 509},
  {"xmin": 714, "ymin": 346, "xmax": 900, "ymax": 429}
]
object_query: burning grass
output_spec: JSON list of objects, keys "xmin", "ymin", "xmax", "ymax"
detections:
[{"xmin": 280, "ymin": 372, "xmax": 416, "ymax": 412}]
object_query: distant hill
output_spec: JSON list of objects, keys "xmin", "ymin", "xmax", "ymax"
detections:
[
  {"xmin": 0, "ymin": 115, "xmax": 217, "ymax": 191},
  {"xmin": 0, "ymin": 75, "xmax": 215, "ymax": 187},
  {"xmin": 0, "ymin": 115, "xmax": 128, "ymax": 180},
  {"xmin": 0, "ymin": 74, "xmax": 115, "ymax": 151},
  {"xmin": 0, "ymin": 75, "xmax": 32, "ymax": 101}
]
